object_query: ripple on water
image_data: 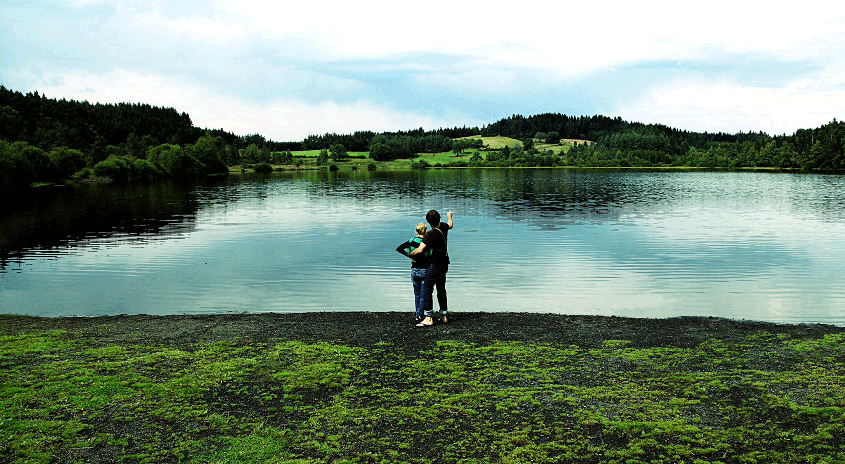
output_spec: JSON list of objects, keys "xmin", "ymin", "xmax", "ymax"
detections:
[{"xmin": 2, "ymin": 170, "xmax": 845, "ymax": 325}]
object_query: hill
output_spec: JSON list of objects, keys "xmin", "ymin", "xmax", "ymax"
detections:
[{"xmin": 2, "ymin": 84, "xmax": 845, "ymax": 179}]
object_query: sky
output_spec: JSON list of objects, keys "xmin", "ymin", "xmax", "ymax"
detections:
[{"xmin": 2, "ymin": 0, "xmax": 845, "ymax": 142}]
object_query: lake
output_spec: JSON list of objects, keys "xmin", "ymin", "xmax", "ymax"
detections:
[{"xmin": 2, "ymin": 169, "xmax": 845, "ymax": 325}]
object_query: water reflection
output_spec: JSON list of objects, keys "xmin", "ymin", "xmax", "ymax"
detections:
[
  {"xmin": 2, "ymin": 170, "xmax": 845, "ymax": 325},
  {"xmin": 1, "ymin": 181, "xmax": 205, "ymax": 271}
]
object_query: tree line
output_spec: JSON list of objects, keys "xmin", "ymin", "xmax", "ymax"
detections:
[
  {"xmin": 472, "ymin": 113, "xmax": 845, "ymax": 170},
  {"xmin": 1, "ymin": 133, "xmax": 230, "ymax": 189},
  {"xmin": 0, "ymin": 86, "xmax": 299, "ymax": 178},
  {"xmin": 2, "ymin": 84, "xmax": 845, "ymax": 189}
]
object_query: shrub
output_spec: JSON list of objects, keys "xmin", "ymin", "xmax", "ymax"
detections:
[
  {"xmin": 189, "ymin": 134, "xmax": 229, "ymax": 174},
  {"xmin": 72, "ymin": 168, "xmax": 93, "ymax": 180},
  {"xmin": 367, "ymin": 163, "xmax": 377, "ymax": 171},
  {"xmin": 19, "ymin": 143, "xmax": 58, "ymax": 181},
  {"xmin": 146, "ymin": 144, "xmax": 207, "ymax": 178},
  {"xmin": 253, "ymin": 162, "xmax": 273, "ymax": 173},
  {"xmin": 328, "ymin": 164, "xmax": 339, "ymax": 171},
  {"xmin": 93, "ymin": 155, "xmax": 131, "ymax": 182},
  {"xmin": 0, "ymin": 140, "xmax": 36, "ymax": 189},
  {"xmin": 411, "ymin": 160, "xmax": 430, "ymax": 170},
  {"xmin": 316, "ymin": 149, "xmax": 329, "ymax": 165},
  {"xmin": 49, "ymin": 147, "xmax": 87, "ymax": 178},
  {"xmin": 130, "ymin": 158, "xmax": 163, "ymax": 181}
]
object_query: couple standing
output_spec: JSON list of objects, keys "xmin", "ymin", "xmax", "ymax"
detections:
[{"xmin": 396, "ymin": 209, "xmax": 453, "ymax": 327}]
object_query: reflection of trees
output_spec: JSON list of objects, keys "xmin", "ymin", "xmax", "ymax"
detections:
[
  {"xmin": 455, "ymin": 169, "xmax": 674, "ymax": 227},
  {"xmin": 0, "ymin": 181, "xmax": 201, "ymax": 271},
  {"xmin": 274, "ymin": 169, "xmax": 677, "ymax": 228}
]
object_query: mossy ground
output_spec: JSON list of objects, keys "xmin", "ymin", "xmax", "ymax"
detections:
[{"xmin": 1, "ymin": 312, "xmax": 843, "ymax": 463}]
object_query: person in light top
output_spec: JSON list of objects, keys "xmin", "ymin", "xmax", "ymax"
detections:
[{"xmin": 396, "ymin": 222, "xmax": 432, "ymax": 324}]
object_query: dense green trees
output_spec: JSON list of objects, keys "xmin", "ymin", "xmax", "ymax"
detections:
[
  {"xmin": 316, "ymin": 149, "xmax": 329, "ymax": 165},
  {"xmin": 0, "ymin": 86, "xmax": 288, "ymax": 187},
  {"xmin": 1, "ymin": 133, "xmax": 229, "ymax": 188},
  {"xmin": 367, "ymin": 133, "xmax": 454, "ymax": 160},
  {"xmin": 329, "ymin": 143, "xmax": 347, "ymax": 161},
  {"xmin": 3, "ymin": 84, "xmax": 845, "ymax": 188},
  {"xmin": 464, "ymin": 114, "xmax": 844, "ymax": 171},
  {"xmin": 451, "ymin": 118, "xmax": 843, "ymax": 170}
]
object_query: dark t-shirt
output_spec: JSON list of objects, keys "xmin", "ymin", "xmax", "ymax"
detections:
[
  {"xmin": 396, "ymin": 237, "xmax": 430, "ymax": 269},
  {"xmin": 421, "ymin": 222, "xmax": 450, "ymax": 265}
]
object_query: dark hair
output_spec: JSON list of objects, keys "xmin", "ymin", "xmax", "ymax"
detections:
[{"xmin": 426, "ymin": 210, "xmax": 440, "ymax": 226}]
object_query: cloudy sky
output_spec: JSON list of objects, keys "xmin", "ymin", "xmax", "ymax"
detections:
[{"xmin": 2, "ymin": 0, "xmax": 844, "ymax": 142}]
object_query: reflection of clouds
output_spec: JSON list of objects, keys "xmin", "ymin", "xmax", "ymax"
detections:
[{"xmin": 4, "ymin": 171, "xmax": 845, "ymax": 325}]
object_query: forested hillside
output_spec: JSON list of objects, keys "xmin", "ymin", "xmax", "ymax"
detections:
[
  {"xmin": 0, "ymin": 86, "xmax": 246, "ymax": 189},
  {"xmin": 2, "ymin": 84, "xmax": 845, "ymax": 191},
  {"xmin": 477, "ymin": 113, "xmax": 845, "ymax": 170}
]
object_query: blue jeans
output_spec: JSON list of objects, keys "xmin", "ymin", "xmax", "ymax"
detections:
[
  {"xmin": 411, "ymin": 268, "xmax": 426, "ymax": 321},
  {"xmin": 422, "ymin": 263, "xmax": 448, "ymax": 318}
]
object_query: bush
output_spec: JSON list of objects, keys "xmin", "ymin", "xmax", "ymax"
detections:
[
  {"xmin": 279, "ymin": 151, "xmax": 294, "ymax": 164},
  {"xmin": 130, "ymin": 158, "xmax": 163, "ymax": 181},
  {"xmin": 93, "ymin": 155, "xmax": 164, "ymax": 182},
  {"xmin": 19, "ymin": 144, "xmax": 58, "ymax": 181},
  {"xmin": 328, "ymin": 164, "xmax": 339, "ymax": 171},
  {"xmin": 0, "ymin": 140, "xmax": 36, "ymax": 189},
  {"xmin": 1, "ymin": 142, "xmax": 59, "ymax": 182},
  {"xmin": 316, "ymin": 149, "xmax": 329, "ymax": 165},
  {"xmin": 189, "ymin": 134, "xmax": 229, "ymax": 174},
  {"xmin": 93, "ymin": 155, "xmax": 131, "ymax": 182},
  {"xmin": 253, "ymin": 162, "xmax": 273, "ymax": 173},
  {"xmin": 49, "ymin": 147, "xmax": 87, "ymax": 178},
  {"xmin": 146, "ymin": 144, "xmax": 207, "ymax": 179},
  {"xmin": 72, "ymin": 168, "xmax": 93, "ymax": 180},
  {"xmin": 411, "ymin": 160, "xmax": 430, "ymax": 170},
  {"xmin": 369, "ymin": 143, "xmax": 391, "ymax": 161},
  {"xmin": 367, "ymin": 163, "xmax": 377, "ymax": 171}
]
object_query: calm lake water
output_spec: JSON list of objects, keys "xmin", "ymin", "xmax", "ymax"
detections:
[{"xmin": 2, "ymin": 169, "xmax": 845, "ymax": 325}]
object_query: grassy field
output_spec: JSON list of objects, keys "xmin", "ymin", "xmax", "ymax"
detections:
[
  {"xmin": 290, "ymin": 151, "xmax": 370, "ymax": 158},
  {"xmin": 457, "ymin": 135, "xmax": 589, "ymax": 155},
  {"xmin": 252, "ymin": 136, "xmax": 593, "ymax": 171},
  {"xmin": 1, "ymin": 313, "xmax": 844, "ymax": 463}
]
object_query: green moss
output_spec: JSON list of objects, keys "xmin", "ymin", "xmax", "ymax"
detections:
[{"xmin": 1, "ymin": 327, "xmax": 845, "ymax": 463}]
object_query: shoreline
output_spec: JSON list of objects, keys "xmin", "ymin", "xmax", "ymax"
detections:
[{"xmin": 3, "ymin": 311, "xmax": 844, "ymax": 348}]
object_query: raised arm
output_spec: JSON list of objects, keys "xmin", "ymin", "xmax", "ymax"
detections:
[{"xmin": 447, "ymin": 210, "xmax": 454, "ymax": 229}]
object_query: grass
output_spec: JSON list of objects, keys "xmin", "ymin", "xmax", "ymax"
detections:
[
  {"xmin": 1, "ymin": 322, "xmax": 844, "ymax": 463},
  {"xmin": 458, "ymin": 135, "xmax": 588, "ymax": 155},
  {"xmin": 229, "ymin": 136, "xmax": 599, "ymax": 173},
  {"xmin": 290, "ymin": 151, "xmax": 370, "ymax": 158}
]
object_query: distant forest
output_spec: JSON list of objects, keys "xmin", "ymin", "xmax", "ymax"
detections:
[{"xmin": 2, "ymin": 85, "xmax": 845, "ymax": 189}]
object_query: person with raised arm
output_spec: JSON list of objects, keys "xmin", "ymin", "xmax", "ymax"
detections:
[{"xmin": 410, "ymin": 209, "xmax": 453, "ymax": 327}]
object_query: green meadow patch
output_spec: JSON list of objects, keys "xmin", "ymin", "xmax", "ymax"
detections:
[{"xmin": 1, "ymin": 316, "xmax": 844, "ymax": 463}]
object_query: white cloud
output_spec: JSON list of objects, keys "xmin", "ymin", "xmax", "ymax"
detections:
[
  {"xmin": 30, "ymin": 69, "xmax": 472, "ymax": 140},
  {"xmin": 615, "ymin": 67, "xmax": 845, "ymax": 135},
  {"xmin": 202, "ymin": 0, "xmax": 845, "ymax": 72},
  {"xmin": 5, "ymin": 0, "xmax": 845, "ymax": 136}
]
